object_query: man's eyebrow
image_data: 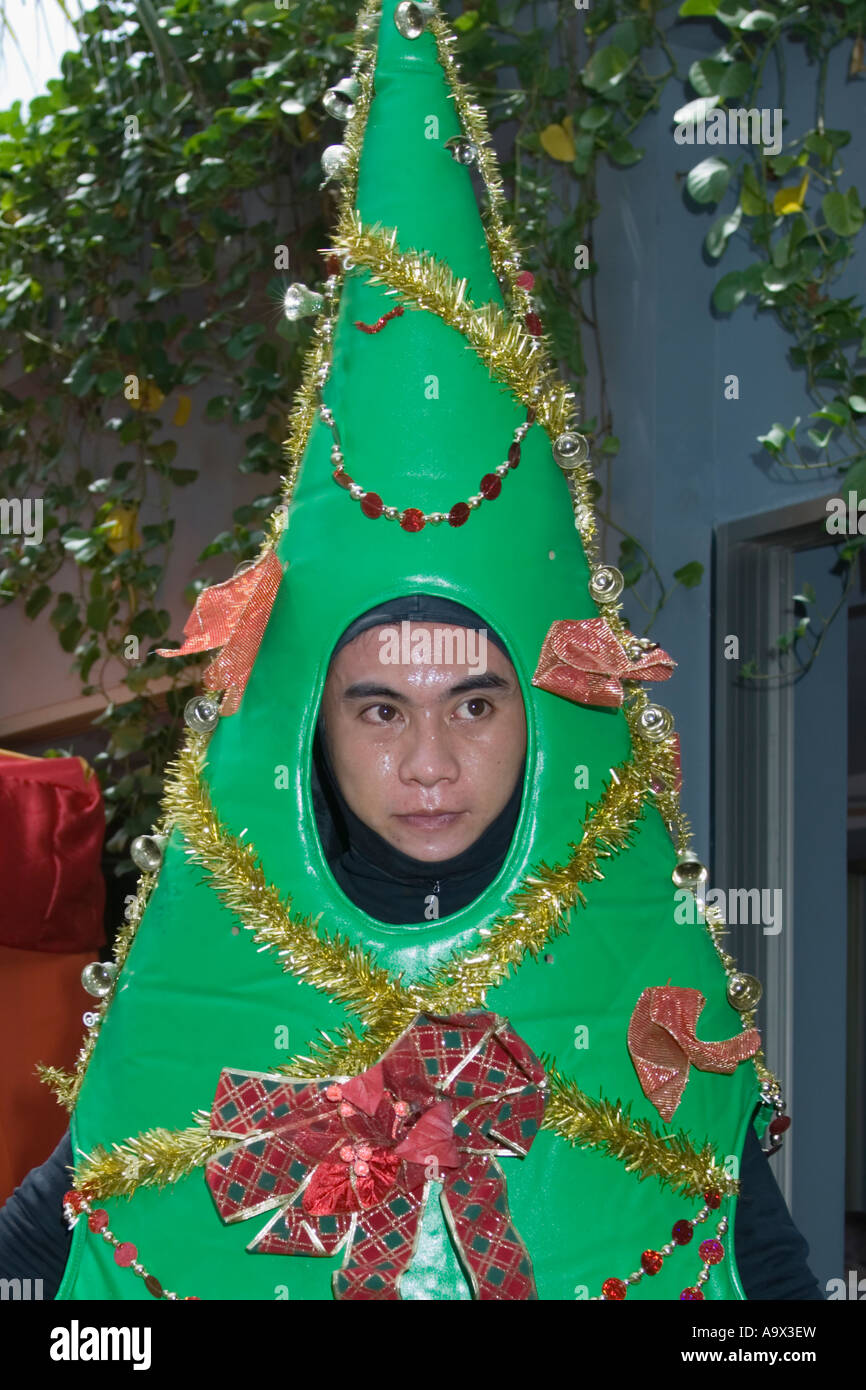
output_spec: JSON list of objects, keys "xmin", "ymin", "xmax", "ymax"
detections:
[{"xmin": 340, "ymin": 671, "xmax": 514, "ymax": 702}]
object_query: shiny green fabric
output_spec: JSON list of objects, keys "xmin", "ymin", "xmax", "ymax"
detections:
[{"xmin": 57, "ymin": 2, "xmax": 764, "ymax": 1301}]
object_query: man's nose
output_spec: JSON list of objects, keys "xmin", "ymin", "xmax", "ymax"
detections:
[{"xmin": 398, "ymin": 718, "xmax": 460, "ymax": 785}]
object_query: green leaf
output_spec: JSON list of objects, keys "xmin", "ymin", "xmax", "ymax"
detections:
[
  {"xmin": 579, "ymin": 104, "xmax": 611, "ymax": 131},
  {"xmin": 582, "ymin": 45, "xmax": 633, "ymax": 94},
  {"xmin": 608, "ymin": 136, "xmax": 644, "ymax": 166},
  {"xmin": 688, "ymin": 59, "xmax": 728, "ymax": 98},
  {"xmin": 843, "ymin": 457, "xmax": 866, "ymax": 500},
  {"xmin": 719, "ymin": 62, "xmax": 752, "ymax": 99},
  {"xmin": 849, "ymin": 396, "xmax": 866, "ymax": 414},
  {"xmin": 705, "ymin": 204, "xmax": 742, "ymax": 258},
  {"xmin": 673, "ymin": 561, "xmax": 704, "ymax": 588},
  {"xmin": 25, "ymin": 583, "xmax": 52, "ymax": 619},
  {"xmin": 673, "ymin": 95, "xmax": 720, "ymax": 127},
  {"xmin": 822, "ymin": 189, "xmax": 864, "ymax": 237},
  {"xmin": 757, "ymin": 423, "xmax": 788, "ymax": 453},
  {"xmin": 739, "ymin": 9, "xmax": 778, "ymax": 30},
  {"xmin": 679, "ymin": 0, "xmax": 720, "ymax": 12},
  {"xmin": 687, "ymin": 156, "xmax": 732, "ymax": 206}
]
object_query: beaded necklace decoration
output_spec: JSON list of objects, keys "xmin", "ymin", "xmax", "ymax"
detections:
[{"xmin": 45, "ymin": 0, "xmax": 786, "ymax": 1302}]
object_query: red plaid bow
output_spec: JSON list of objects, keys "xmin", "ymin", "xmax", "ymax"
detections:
[
  {"xmin": 532, "ymin": 618, "xmax": 675, "ymax": 708},
  {"xmin": 155, "ymin": 547, "xmax": 284, "ymax": 715},
  {"xmin": 205, "ymin": 1012, "xmax": 546, "ymax": 1300},
  {"xmin": 627, "ymin": 986, "xmax": 761, "ymax": 1122}
]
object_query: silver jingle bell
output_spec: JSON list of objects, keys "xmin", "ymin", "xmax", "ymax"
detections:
[
  {"xmin": 394, "ymin": 1, "xmax": 435, "ymax": 39},
  {"xmin": 283, "ymin": 283, "xmax": 325, "ymax": 321},
  {"xmin": 184, "ymin": 695, "xmax": 220, "ymax": 733},
  {"xmin": 635, "ymin": 703, "xmax": 675, "ymax": 741},
  {"xmin": 726, "ymin": 972, "xmax": 763, "ymax": 1011},
  {"xmin": 588, "ymin": 565, "xmax": 625, "ymax": 604},
  {"xmin": 321, "ymin": 144, "xmax": 350, "ymax": 183},
  {"xmin": 444, "ymin": 135, "xmax": 477, "ymax": 165},
  {"xmin": 130, "ymin": 833, "xmax": 167, "ymax": 874},
  {"xmin": 81, "ymin": 961, "xmax": 118, "ymax": 998},
  {"xmin": 322, "ymin": 76, "xmax": 360, "ymax": 121},
  {"xmin": 671, "ymin": 855, "xmax": 709, "ymax": 889},
  {"xmin": 552, "ymin": 431, "xmax": 590, "ymax": 470}
]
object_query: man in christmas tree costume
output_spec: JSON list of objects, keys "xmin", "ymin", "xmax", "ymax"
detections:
[{"xmin": 0, "ymin": 0, "xmax": 822, "ymax": 1300}]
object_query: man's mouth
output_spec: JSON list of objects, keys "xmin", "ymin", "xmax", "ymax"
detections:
[{"xmin": 395, "ymin": 812, "xmax": 464, "ymax": 829}]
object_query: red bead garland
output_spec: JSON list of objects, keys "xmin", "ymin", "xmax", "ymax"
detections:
[
  {"xmin": 323, "ymin": 403, "xmax": 537, "ymax": 532},
  {"xmin": 595, "ymin": 1192, "xmax": 728, "ymax": 1300},
  {"xmin": 62, "ymin": 1190, "xmax": 200, "ymax": 1301}
]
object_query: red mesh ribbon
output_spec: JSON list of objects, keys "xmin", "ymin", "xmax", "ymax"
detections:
[
  {"xmin": 531, "ymin": 618, "xmax": 675, "ymax": 708},
  {"xmin": 205, "ymin": 1012, "xmax": 546, "ymax": 1300},
  {"xmin": 627, "ymin": 986, "xmax": 761, "ymax": 1122},
  {"xmin": 155, "ymin": 548, "xmax": 284, "ymax": 715}
]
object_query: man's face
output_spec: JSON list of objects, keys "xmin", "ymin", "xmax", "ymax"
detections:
[{"xmin": 320, "ymin": 623, "xmax": 527, "ymax": 861}]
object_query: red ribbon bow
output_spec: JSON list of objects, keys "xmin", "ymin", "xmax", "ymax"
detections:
[
  {"xmin": 627, "ymin": 985, "xmax": 761, "ymax": 1122},
  {"xmin": 205, "ymin": 1012, "xmax": 546, "ymax": 1300},
  {"xmin": 531, "ymin": 618, "xmax": 675, "ymax": 708},
  {"xmin": 155, "ymin": 548, "xmax": 284, "ymax": 715}
]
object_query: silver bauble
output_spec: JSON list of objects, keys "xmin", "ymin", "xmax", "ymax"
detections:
[
  {"xmin": 81, "ymin": 961, "xmax": 118, "ymax": 998},
  {"xmin": 184, "ymin": 695, "xmax": 220, "ymax": 733},
  {"xmin": 635, "ymin": 704, "xmax": 675, "ymax": 741},
  {"xmin": 394, "ymin": 1, "xmax": 435, "ymax": 39},
  {"xmin": 588, "ymin": 565, "xmax": 625, "ymax": 604},
  {"xmin": 130, "ymin": 833, "xmax": 167, "ymax": 873}
]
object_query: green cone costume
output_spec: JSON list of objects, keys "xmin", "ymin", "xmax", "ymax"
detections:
[{"xmin": 49, "ymin": 0, "xmax": 783, "ymax": 1301}]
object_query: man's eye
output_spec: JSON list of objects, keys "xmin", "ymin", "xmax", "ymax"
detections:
[
  {"xmin": 362, "ymin": 704, "xmax": 398, "ymax": 723},
  {"xmin": 455, "ymin": 697, "xmax": 491, "ymax": 720}
]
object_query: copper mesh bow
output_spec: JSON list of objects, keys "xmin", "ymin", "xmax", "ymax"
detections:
[
  {"xmin": 627, "ymin": 985, "xmax": 761, "ymax": 1122},
  {"xmin": 155, "ymin": 547, "xmax": 284, "ymax": 715},
  {"xmin": 532, "ymin": 618, "xmax": 675, "ymax": 708},
  {"xmin": 205, "ymin": 1012, "xmax": 546, "ymax": 1300}
]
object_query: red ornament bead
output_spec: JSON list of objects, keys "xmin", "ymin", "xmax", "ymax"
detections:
[
  {"xmin": 114, "ymin": 1242, "xmax": 137, "ymax": 1267},
  {"xmin": 185, "ymin": 1296, "xmax": 201, "ymax": 1300},
  {"xmin": 356, "ymin": 1144, "xmax": 373, "ymax": 1161},
  {"xmin": 333, "ymin": 469, "xmax": 354, "ymax": 490},
  {"xmin": 400, "ymin": 508, "xmax": 425, "ymax": 532},
  {"xmin": 515, "ymin": 270, "xmax": 535, "ymax": 290},
  {"xmin": 703, "ymin": 1189, "xmax": 722, "ymax": 1209},
  {"xmin": 480, "ymin": 473, "xmax": 501, "ymax": 500},
  {"xmin": 325, "ymin": 1084, "xmax": 343, "ymax": 1102},
  {"xmin": 680, "ymin": 1287, "xmax": 705, "ymax": 1300},
  {"xmin": 360, "ymin": 492, "xmax": 383, "ymax": 519},
  {"xmin": 448, "ymin": 502, "xmax": 470, "ymax": 527},
  {"xmin": 339, "ymin": 1145, "xmax": 355, "ymax": 1163},
  {"xmin": 699, "ymin": 1238, "xmax": 725, "ymax": 1265},
  {"xmin": 507, "ymin": 442, "xmax": 521, "ymax": 468},
  {"xmin": 601, "ymin": 1277, "xmax": 627, "ymax": 1300},
  {"xmin": 768, "ymin": 1115, "xmax": 791, "ymax": 1137},
  {"xmin": 525, "ymin": 311, "xmax": 543, "ymax": 336},
  {"xmin": 641, "ymin": 1250, "xmax": 663, "ymax": 1276},
  {"xmin": 353, "ymin": 1160, "xmax": 370, "ymax": 1177},
  {"xmin": 87, "ymin": 1209, "xmax": 110, "ymax": 1233},
  {"xmin": 63, "ymin": 1189, "xmax": 86, "ymax": 1213},
  {"xmin": 325, "ymin": 255, "xmax": 341, "ymax": 277},
  {"xmin": 672, "ymin": 1219, "xmax": 694, "ymax": 1245},
  {"xmin": 393, "ymin": 1100, "xmax": 410, "ymax": 1117}
]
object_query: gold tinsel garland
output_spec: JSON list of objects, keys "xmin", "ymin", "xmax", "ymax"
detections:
[{"xmin": 45, "ymin": 0, "xmax": 776, "ymax": 1212}]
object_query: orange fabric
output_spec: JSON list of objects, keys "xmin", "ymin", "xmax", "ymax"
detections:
[
  {"xmin": 0, "ymin": 943, "xmax": 92, "ymax": 1204},
  {"xmin": 0, "ymin": 754, "xmax": 106, "ymax": 954}
]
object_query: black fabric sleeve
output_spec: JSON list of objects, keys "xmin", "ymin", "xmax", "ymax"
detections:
[
  {"xmin": 0, "ymin": 1129, "xmax": 74, "ymax": 1299},
  {"xmin": 734, "ymin": 1122, "xmax": 824, "ymax": 1300}
]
